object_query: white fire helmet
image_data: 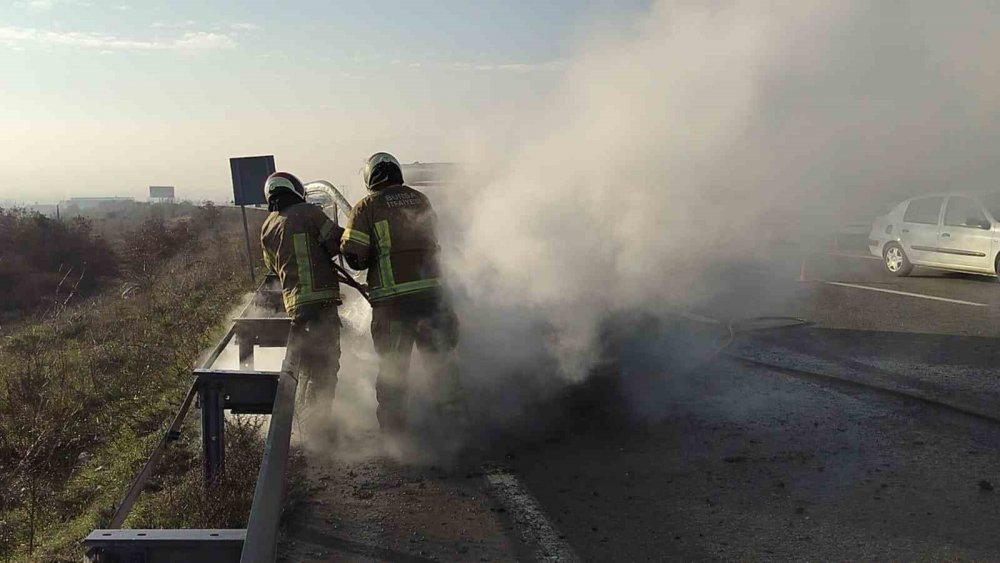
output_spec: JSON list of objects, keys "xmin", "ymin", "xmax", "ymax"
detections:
[
  {"xmin": 263, "ymin": 171, "xmax": 306, "ymax": 202},
  {"xmin": 362, "ymin": 152, "xmax": 402, "ymax": 190}
]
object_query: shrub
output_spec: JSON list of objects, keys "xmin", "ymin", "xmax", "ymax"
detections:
[
  {"xmin": 0, "ymin": 204, "xmax": 275, "ymax": 561},
  {"xmin": 0, "ymin": 209, "xmax": 118, "ymax": 320}
]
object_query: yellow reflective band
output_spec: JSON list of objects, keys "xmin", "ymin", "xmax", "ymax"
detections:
[
  {"xmin": 369, "ymin": 278, "xmax": 442, "ymax": 301},
  {"xmin": 368, "ymin": 219, "xmax": 441, "ymax": 301},
  {"xmin": 291, "ymin": 233, "xmax": 336, "ymax": 306},
  {"xmin": 286, "ymin": 290, "xmax": 336, "ymax": 310},
  {"xmin": 262, "ymin": 248, "xmax": 274, "ymax": 272},
  {"xmin": 374, "ymin": 220, "xmax": 394, "ymax": 290},
  {"xmin": 320, "ymin": 220, "xmax": 335, "ymax": 241},
  {"xmin": 293, "ymin": 233, "xmax": 313, "ymax": 293},
  {"xmin": 342, "ymin": 228, "xmax": 371, "ymax": 246}
]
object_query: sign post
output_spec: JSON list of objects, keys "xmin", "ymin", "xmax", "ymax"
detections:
[
  {"xmin": 230, "ymin": 155, "xmax": 276, "ymax": 284},
  {"xmin": 240, "ymin": 205, "xmax": 255, "ymax": 283}
]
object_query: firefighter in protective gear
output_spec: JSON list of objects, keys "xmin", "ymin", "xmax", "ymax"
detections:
[
  {"xmin": 340, "ymin": 153, "xmax": 462, "ymax": 434},
  {"xmin": 261, "ymin": 171, "xmax": 344, "ymax": 406}
]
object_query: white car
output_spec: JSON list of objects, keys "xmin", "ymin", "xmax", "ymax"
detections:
[{"xmin": 869, "ymin": 193, "xmax": 1000, "ymax": 277}]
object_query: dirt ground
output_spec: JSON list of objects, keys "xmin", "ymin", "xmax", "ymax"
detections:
[{"xmin": 278, "ymin": 432, "xmax": 523, "ymax": 562}]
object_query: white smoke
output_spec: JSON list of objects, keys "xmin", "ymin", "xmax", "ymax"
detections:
[
  {"xmin": 281, "ymin": 1, "xmax": 1000, "ymax": 452},
  {"xmin": 437, "ymin": 0, "xmax": 1000, "ymax": 381}
]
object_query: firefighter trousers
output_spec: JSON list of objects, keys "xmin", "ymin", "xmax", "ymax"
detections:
[
  {"xmin": 286, "ymin": 302, "xmax": 341, "ymax": 403},
  {"xmin": 370, "ymin": 298, "xmax": 461, "ymax": 433}
]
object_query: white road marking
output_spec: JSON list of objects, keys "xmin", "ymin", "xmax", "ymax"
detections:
[
  {"xmin": 828, "ymin": 251, "xmax": 881, "ymax": 261},
  {"xmin": 824, "ymin": 281, "xmax": 989, "ymax": 307},
  {"xmin": 485, "ymin": 472, "xmax": 579, "ymax": 562}
]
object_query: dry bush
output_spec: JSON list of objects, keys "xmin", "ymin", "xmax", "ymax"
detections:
[
  {"xmin": 0, "ymin": 209, "xmax": 118, "ymax": 320},
  {"xmin": 117, "ymin": 218, "xmax": 194, "ymax": 286},
  {"xmin": 129, "ymin": 415, "xmax": 307, "ymax": 530},
  {"xmin": 0, "ymin": 204, "xmax": 273, "ymax": 561}
]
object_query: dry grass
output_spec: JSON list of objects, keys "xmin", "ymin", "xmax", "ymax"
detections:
[{"xmin": 0, "ymin": 202, "xmax": 298, "ymax": 562}]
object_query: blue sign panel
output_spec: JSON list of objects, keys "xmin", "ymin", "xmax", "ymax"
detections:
[{"xmin": 230, "ymin": 155, "xmax": 276, "ymax": 206}]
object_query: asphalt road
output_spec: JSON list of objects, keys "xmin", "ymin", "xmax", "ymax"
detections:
[
  {"xmin": 695, "ymin": 250, "xmax": 1000, "ymax": 335},
  {"xmin": 281, "ymin": 248, "xmax": 1000, "ymax": 561},
  {"xmin": 506, "ymin": 250, "xmax": 1000, "ymax": 561}
]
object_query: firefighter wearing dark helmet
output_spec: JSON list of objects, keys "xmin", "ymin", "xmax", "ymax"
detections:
[
  {"xmin": 341, "ymin": 153, "xmax": 462, "ymax": 434},
  {"xmin": 261, "ymin": 171, "xmax": 344, "ymax": 407}
]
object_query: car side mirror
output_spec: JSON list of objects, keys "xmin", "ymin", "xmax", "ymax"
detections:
[{"xmin": 969, "ymin": 217, "xmax": 992, "ymax": 230}]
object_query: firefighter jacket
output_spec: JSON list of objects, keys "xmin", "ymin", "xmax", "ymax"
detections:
[
  {"xmin": 261, "ymin": 202, "xmax": 344, "ymax": 316},
  {"xmin": 340, "ymin": 184, "xmax": 443, "ymax": 305}
]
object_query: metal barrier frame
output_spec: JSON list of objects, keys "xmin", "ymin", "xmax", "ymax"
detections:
[
  {"xmin": 86, "ymin": 275, "xmax": 296, "ymax": 562},
  {"xmin": 87, "ymin": 193, "xmax": 350, "ymax": 562},
  {"xmin": 240, "ymin": 368, "xmax": 298, "ymax": 562}
]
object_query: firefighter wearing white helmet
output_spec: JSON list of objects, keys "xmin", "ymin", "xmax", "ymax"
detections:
[
  {"xmin": 261, "ymin": 171, "xmax": 344, "ymax": 409},
  {"xmin": 341, "ymin": 153, "xmax": 464, "ymax": 435},
  {"xmin": 263, "ymin": 170, "xmax": 306, "ymax": 202},
  {"xmin": 361, "ymin": 152, "xmax": 402, "ymax": 191}
]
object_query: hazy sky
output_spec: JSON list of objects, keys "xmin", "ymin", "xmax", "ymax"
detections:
[{"xmin": 1, "ymin": 0, "xmax": 647, "ymax": 202}]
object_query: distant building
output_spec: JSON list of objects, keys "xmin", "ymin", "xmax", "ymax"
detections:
[
  {"xmin": 64, "ymin": 197, "xmax": 135, "ymax": 211},
  {"xmin": 0, "ymin": 201, "xmax": 60, "ymax": 217}
]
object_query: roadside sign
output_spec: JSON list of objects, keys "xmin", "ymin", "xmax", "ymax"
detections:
[
  {"xmin": 230, "ymin": 155, "xmax": 275, "ymax": 206},
  {"xmin": 230, "ymin": 155, "xmax": 276, "ymax": 283},
  {"xmin": 149, "ymin": 186, "xmax": 175, "ymax": 199}
]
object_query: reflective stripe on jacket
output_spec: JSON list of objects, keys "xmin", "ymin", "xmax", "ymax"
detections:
[
  {"xmin": 340, "ymin": 184, "xmax": 442, "ymax": 304},
  {"xmin": 261, "ymin": 202, "xmax": 344, "ymax": 316}
]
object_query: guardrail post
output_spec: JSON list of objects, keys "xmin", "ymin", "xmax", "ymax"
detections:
[{"xmin": 200, "ymin": 382, "xmax": 226, "ymax": 486}]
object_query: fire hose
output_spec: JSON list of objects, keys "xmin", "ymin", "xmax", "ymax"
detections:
[
  {"xmin": 333, "ymin": 260, "xmax": 371, "ymax": 305},
  {"xmin": 695, "ymin": 315, "xmax": 812, "ymax": 364}
]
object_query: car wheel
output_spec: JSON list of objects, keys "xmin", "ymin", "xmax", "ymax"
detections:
[{"xmin": 883, "ymin": 243, "xmax": 913, "ymax": 276}]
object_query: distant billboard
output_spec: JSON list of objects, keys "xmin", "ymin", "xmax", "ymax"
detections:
[
  {"xmin": 230, "ymin": 155, "xmax": 276, "ymax": 206},
  {"xmin": 149, "ymin": 186, "xmax": 175, "ymax": 199}
]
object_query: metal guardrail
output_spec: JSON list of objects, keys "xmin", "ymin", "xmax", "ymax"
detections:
[
  {"xmin": 104, "ymin": 306, "xmax": 245, "ymax": 529},
  {"xmin": 84, "ymin": 275, "xmax": 298, "ymax": 563},
  {"xmin": 105, "ymin": 380, "xmax": 200, "ymax": 529},
  {"xmin": 240, "ymin": 367, "xmax": 298, "ymax": 562},
  {"xmin": 86, "ymin": 196, "xmax": 358, "ymax": 562}
]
